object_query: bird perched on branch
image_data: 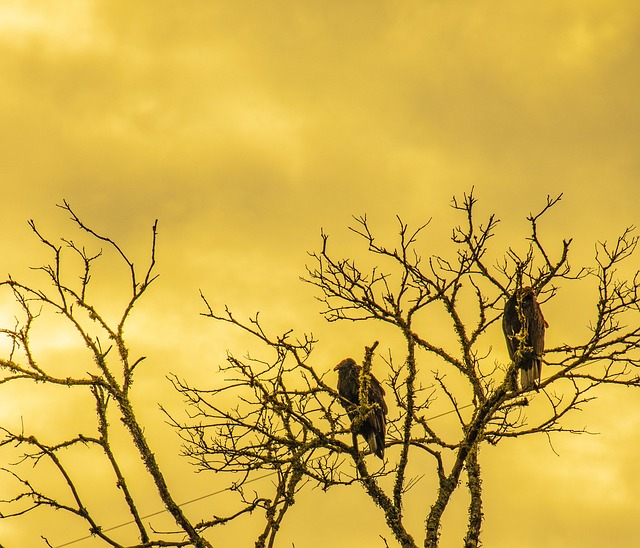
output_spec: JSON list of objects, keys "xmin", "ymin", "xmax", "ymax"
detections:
[
  {"xmin": 502, "ymin": 286, "xmax": 548, "ymax": 391},
  {"xmin": 334, "ymin": 358, "xmax": 388, "ymax": 459}
]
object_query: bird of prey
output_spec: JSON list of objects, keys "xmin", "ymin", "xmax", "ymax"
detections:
[
  {"xmin": 334, "ymin": 358, "xmax": 388, "ymax": 459},
  {"xmin": 502, "ymin": 286, "xmax": 548, "ymax": 391}
]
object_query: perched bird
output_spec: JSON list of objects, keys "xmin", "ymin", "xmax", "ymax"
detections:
[
  {"xmin": 334, "ymin": 358, "xmax": 388, "ymax": 459},
  {"xmin": 502, "ymin": 286, "xmax": 548, "ymax": 391}
]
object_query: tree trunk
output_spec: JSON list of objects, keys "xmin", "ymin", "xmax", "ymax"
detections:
[
  {"xmin": 425, "ymin": 387, "xmax": 506, "ymax": 547},
  {"xmin": 117, "ymin": 395, "xmax": 212, "ymax": 548},
  {"xmin": 464, "ymin": 443, "xmax": 483, "ymax": 547}
]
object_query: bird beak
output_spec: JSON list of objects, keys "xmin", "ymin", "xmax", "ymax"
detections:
[{"xmin": 333, "ymin": 363, "xmax": 340, "ymax": 370}]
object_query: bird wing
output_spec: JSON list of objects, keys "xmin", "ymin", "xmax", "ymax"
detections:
[
  {"xmin": 369, "ymin": 375, "xmax": 387, "ymax": 412},
  {"xmin": 502, "ymin": 297, "xmax": 521, "ymax": 360},
  {"xmin": 529, "ymin": 301, "xmax": 546, "ymax": 356}
]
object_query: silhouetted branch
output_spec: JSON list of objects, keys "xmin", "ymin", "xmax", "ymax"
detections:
[
  {"xmin": 0, "ymin": 204, "xmax": 246, "ymax": 547},
  {"xmin": 183, "ymin": 190, "xmax": 640, "ymax": 547}
]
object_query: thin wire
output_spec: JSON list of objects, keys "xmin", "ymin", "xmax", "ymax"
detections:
[
  {"xmin": 52, "ymin": 363, "xmax": 590, "ymax": 547},
  {"xmin": 53, "ymin": 401, "xmax": 467, "ymax": 547},
  {"xmin": 54, "ymin": 472, "xmax": 275, "ymax": 547}
]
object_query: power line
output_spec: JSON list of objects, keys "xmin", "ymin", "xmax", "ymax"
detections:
[
  {"xmin": 54, "ymin": 471, "xmax": 275, "ymax": 548},
  {"xmin": 53, "ymin": 399, "xmax": 468, "ymax": 548},
  {"xmin": 52, "ymin": 365, "xmax": 588, "ymax": 547}
]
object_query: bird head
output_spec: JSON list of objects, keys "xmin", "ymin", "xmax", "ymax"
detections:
[
  {"xmin": 334, "ymin": 358, "xmax": 356, "ymax": 371},
  {"xmin": 517, "ymin": 286, "xmax": 535, "ymax": 298},
  {"xmin": 512, "ymin": 286, "xmax": 536, "ymax": 304}
]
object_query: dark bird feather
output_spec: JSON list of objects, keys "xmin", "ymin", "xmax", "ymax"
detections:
[
  {"xmin": 502, "ymin": 286, "xmax": 548, "ymax": 391},
  {"xmin": 334, "ymin": 358, "xmax": 387, "ymax": 459}
]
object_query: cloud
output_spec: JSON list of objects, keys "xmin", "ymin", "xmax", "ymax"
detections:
[{"xmin": 1, "ymin": 2, "xmax": 640, "ymax": 546}]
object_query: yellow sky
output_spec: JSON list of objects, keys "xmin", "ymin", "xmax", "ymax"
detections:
[{"xmin": 1, "ymin": 1, "xmax": 640, "ymax": 546}]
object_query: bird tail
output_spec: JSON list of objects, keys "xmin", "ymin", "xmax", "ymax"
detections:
[
  {"xmin": 366, "ymin": 432, "xmax": 384, "ymax": 459},
  {"xmin": 520, "ymin": 357, "xmax": 542, "ymax": 391}
]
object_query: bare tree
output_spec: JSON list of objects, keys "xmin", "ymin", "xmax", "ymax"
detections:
[
  {"xmin": 2, "ymin": 193, "xmax": 639, "ymax": 547},
  {"xmin": 171, "ymin": 190, "xmax": 640, "ymax": 547},
  {"xmin": 0, "ymin": 203, "xmax": 262, "ymax": 547}
]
